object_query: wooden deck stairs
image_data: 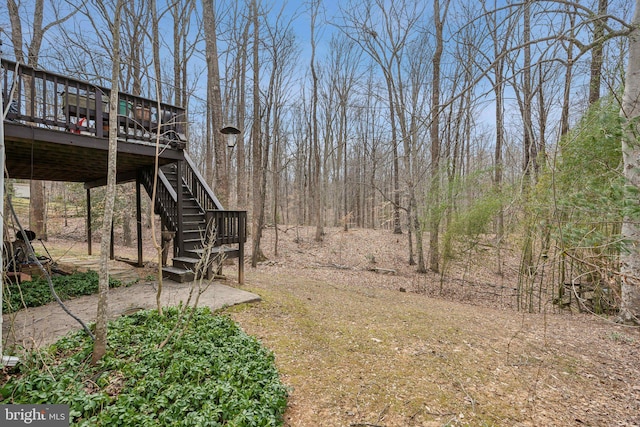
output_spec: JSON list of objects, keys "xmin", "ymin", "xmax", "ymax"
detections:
[
  {"xmin": 139, "ymin": 153, "xmax": 246, "ymax": 284},
  {"xmin": 1, "ymin": 58, "xmax": 246, "ymax": 284}
]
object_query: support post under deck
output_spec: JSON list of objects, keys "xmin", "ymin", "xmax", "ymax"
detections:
[
  {"xmin": 87, "ymin": 188, "xmax": 92, "ymax": 255},
  {"xmin": 136, "ymin": 172, "xmax": 143, "ymax": 267},
  {"xmin": 238, "ymin": 212, "xmax": 246, "ymax": 285},
  {"xmin": 110, "ymin": 219, "xmax": 114, "ymax": 260}
]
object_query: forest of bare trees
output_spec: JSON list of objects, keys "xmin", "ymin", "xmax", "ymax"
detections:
[{"xmin": 3, "ymin": 0, "xmax": 640, "ymax": 320}]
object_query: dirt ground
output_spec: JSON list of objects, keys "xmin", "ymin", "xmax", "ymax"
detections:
[
  {"xmin": 224, "ymin": 226, "xmax": 640, "ymax": 427},
  {"xmin": 5, "ymin": 221, "xmax": 640, "ymax": 426}
]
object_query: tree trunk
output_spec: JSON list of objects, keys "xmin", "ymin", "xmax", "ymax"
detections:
[
  {"xmin": 391, "ymin": 100, "xmax": 402, "ymax": 235},
  {"xmin": 9, "ymin": 0, "xmax": 50, "ymax": 243},
  {"xmin": 589, "ymin": 0, "xmax": 608, "ymax": 105},
  {"xmin": 521, "ymin": 0, "xmax": 536, "ymax": 182},
  {"xmin": 251, "ymin": 0, "xmax": 266, "ymax": 266},
  {"xmin": 619, "ymin": 0, "xmax": 640, "ymax": 325},
  {"xmin": 28, "ymin": 180, "xmax": 46, "ymax": 240},
  {"xmin": 93, "ymin": 0, "xmax": 124, "ymax": 364},
  {"xmin": 202, "ymin": 0, "xmax": 228, "ymax": 205},
  {"xmin": 428, "ymin": 0, "xmax": 448, "ymax": 273},
  {"xmin": 560, "ymin": 8, "xmax": 576, "ymax": 137},
  {"xmin": 236, "ymin": 20, "xmax": 250, "ymax": 209},
  {"xmin": 519, "ymin": 0, "xmax": 535, "ymax": 312},
  {"xmin": 310, "ymin": 0, "xmax": 323, "ymax": 242}
]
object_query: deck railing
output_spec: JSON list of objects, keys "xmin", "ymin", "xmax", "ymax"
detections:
[
  {"xmin": 1, "ymin": 59, "xmax": 186, "ymax": 148},
  {"xmin": 205, "ymin": 210, "xmax": 247, "ymax": 246},
  {"xmin": 205, "ymin": 209, "xmax": 246, "ymax": 283},
  {"xmin": 139, "ymin": 166, "xmax": 179, "ymax": 232},
  {"xmin": 183, "ymin": 152, "xmax": 223, "ymax": 211}
]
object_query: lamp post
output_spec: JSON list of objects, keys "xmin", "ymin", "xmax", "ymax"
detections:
[{"xmin": 220, "ymin": 125, "xmax": 241, "ymax": 148}]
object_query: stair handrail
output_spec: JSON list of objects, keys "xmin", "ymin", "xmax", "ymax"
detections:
[
  {"xmin": 157, "ymin": 169, "xmax": 177, "ymax": 202},
  {"xmin": 139, "ymin": 166, "xmax": 178, "ymax": 231},
  {"xmin": 183, "ymin": 151, "xmax": 223, "ymax": 210}
]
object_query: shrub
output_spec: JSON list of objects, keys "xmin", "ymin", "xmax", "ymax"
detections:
[
  {"xmin": 3, "ymin": 271, "xmax": 124, "ymax": 313},
  {"xmin": 1, "ymin": 307, "xmax": 288, "ymax": 426}
]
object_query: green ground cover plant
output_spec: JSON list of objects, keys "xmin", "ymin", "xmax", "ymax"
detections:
[
  {"xmin": 2, "ymin": 271, "xmax": 124, "ymax": 313},
  {"xmin": 1, "ymin": 307, "xmax": 288, "ymax": 426}
]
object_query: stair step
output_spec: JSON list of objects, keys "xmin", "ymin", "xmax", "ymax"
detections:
[
  {"xmin": 184, "ymin": 238, "xmax": 205, "ymax": 247},
  {"xmin": 182, "ymin": 206, "xmax": 204, "ymax": 213},
  {"xmin": 173, "ymin": 256, "xmax": 202, "ymax": 270},
  {"xmin": 181, "ymin": 222, "xmax": 204, "ymax": 229},
  {"xmin": 162, "ymin": 266, "xmax": 194, "ymax": 283},
  {"xmin": 187, "ymin": 246, "xmax": 241, "ymax": 259},
  {"xmin": 183, "ymin": 233, "xmax": 205, "ymax": 240},
  {"xmin": 183, "ymin": 229, "xmax": 206, "ymax": 235},
  {"xmin": 183, "ymin": 226, "xmax": 206, "ymax": 232},
  {"xmin": 184, "ymin": 242, "xmax": 204, "ymax": 252},
  {"xmin": 173, "ymin": 256, "xmax": 201, "ymax": 263},
  {"xmin": 184, "ymin": 226, "xmax": 205, "ymax": 232}
]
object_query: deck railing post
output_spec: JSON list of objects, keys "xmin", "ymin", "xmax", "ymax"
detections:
[
  {"xmin": 205, "ymin": 210, "xmax": 215, "ymax": 279},
  {"xmin": 95, "ymin": 88, "xmax": 104, "ymax": 138},
  {"xmin": 176, "ymin": 160, "xmax": 184, "ymax": 256},
  {"xmin": 238, "ymin": 211, "xmax": 246, "ymax": 285}
]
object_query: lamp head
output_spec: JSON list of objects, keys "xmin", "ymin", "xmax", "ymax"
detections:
[{"xmin": 220, "ymin": 125, "xmax": 241, "ymax": 148}]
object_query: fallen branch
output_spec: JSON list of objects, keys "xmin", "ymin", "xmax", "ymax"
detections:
[
  {"xmin": 367, "ymin": 267, "xmax": 397, "ymax": 275},
  {"xmin": 315, "ymin": 262, "xmax": 353, "ymax": 270}
]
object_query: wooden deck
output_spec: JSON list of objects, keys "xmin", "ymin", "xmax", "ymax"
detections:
[
  {"xmin": 1, "ymin": 59, "xmax": 186, "ymax": 185},
  {"xmin": 1, "ymin": 60, "xmax": 247, "ymax": 284}
]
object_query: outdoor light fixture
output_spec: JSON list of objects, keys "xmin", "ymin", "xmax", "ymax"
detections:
[{"xmin": 220, "ymin": 125, "xmax": 241, "ymax": 148}]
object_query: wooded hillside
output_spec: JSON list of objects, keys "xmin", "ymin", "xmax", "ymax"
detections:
[{"xmin": 3, "ymin": 0, "xmax": 640, "ymax": 319}]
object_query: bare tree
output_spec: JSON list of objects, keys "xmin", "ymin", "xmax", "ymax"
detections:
[
  {"xmin": 589, "ymin": 0, "xmax": 609, "ymax": 105},
  {"xmin": 478, "ymin": 0, "xmax": 518, "ymax": 242},
  {"xmin": 339, "ymin": 0, "xmax": 418, "ymax": 237},
  {"xmin": 222, "ymin": 0, "xmax": 251, "ymax": 209},
  {"xmin": 308, "ymin": 0, "xmax": 323, "ymax": 242},
  {"xmin": 92, "ymin": 0, "xmax": 124, "ymax": 364},
  {"xmin": 619, "ymin": 0, "xmax": 640, "ymax": 325},
  {"xmin": 119, "ymin": 0, "xmax": 152, "ymax": 247},
  {"xmin": 7, "ymin": 0, "xmax": 76, "ymax": 241},
  {"xmin": 339, "ymin": 0, "xmax": 426, "ymax": 270},
  {"xmin": 261, "ymin": 4, "xmax": 298, "ymax": 254},
  {"xmin": 403, "ymin": 30, "xmax": 433, "ymax": 272},
  {"xmin": 250, "ymin": 0, "xmax": 267, "ymax": 266},
  {"xmin": 326, "ymin": 36, "xmax": 361, "ymax": 230},
  {"xmin": 169, "ymin": 0, "xmax": 197, "ymax": 108},
  {"xmin": 559, "ymin": 4, "xmax": 577, "ymax": 137},
  {"xmin": 427, "ymin": 0, "xmax": 450, "ymax": 273},
  {"xmin": 202, "ymin": 0, "xmax": 228, "ymax": 205}
]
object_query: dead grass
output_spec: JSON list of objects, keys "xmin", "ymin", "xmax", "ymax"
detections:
[
  {"xmin": 224, "ymin": 226, "xmax": 640, "ymax": 426},
  {"xmin": 34, "ymin": 221, "xmax": 640, "ymax": 425}
]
